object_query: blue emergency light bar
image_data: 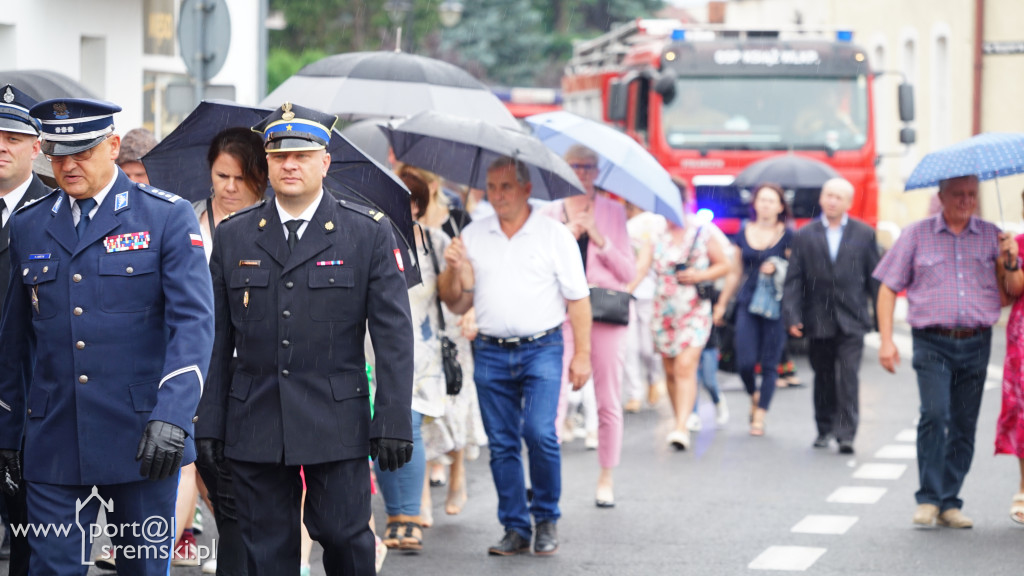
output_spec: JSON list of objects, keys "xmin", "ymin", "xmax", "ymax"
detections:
[
  {"xmin": 836, "ymin": 30, "xmax": 853, "ymax": 42},
  {"xmin": 671, "ymin": 29, "xmax": 686, "ymax": 41}
]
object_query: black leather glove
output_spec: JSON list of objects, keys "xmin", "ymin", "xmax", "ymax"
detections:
[
  {"xmin": 369, "ymin": 438, "xmax": 413, "ymax": 472},
  {"xmin": 136, "ymin": 421, "xmax": 186, "ymax": 481},
  {"xmin": 0, "ymin": 449, "xmax": 21, "ymax": 496},
  {"xmin": 196, "ymin": 438, "xmax": 225, "ymax": 469}
]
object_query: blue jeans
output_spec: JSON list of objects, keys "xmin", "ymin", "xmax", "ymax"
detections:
[
  {"xmin": 375, "ymin": 410, "xmax": 425, "ymax": 516},
  {"xmin": 910, "ymin": 328, "xmax": 991, "ymax": 511},
  {"xmin": 694, "ymin": 346, "xmax": 721, "ymax": 413},
  {"xmin": 473, "ymin": 330, "xmax": 564, "ymax": 539},
  {"xmin": 735, "ymin": 306, "xmax": 786, "ymax": 410}
]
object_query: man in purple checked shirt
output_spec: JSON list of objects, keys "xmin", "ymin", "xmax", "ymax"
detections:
[{"xmin": 874, "ymin": 174, "xmax": 1024, "ymax": 529}]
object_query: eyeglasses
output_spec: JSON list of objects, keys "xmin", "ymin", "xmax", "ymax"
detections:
[
  {"xmin": 568, "ymin": 162, "xmax": 597, "ymax": 172},
  {"xmin": 45, "ymin": 135, "xmax": 110, "ymax": 164}
]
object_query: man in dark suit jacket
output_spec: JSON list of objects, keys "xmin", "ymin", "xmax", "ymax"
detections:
[
  {"xmin": 0, "ymin": 83, "xmax": 51, "ymax": 576},
  {"xmin": 784, "ymin": 178, "xmax": 880, "ymax": 454},
  {"xmin": 196, "ymin": 102, "xmax": 414, "ymax": 576}
]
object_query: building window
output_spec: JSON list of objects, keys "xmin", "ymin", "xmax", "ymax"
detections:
[
  {"xmin": 144, "ymin": 0, "xmax": 176, "ymax": 56},
  {"xmin": 80, "ymin": 36, "xmax": 107, "ymax": 99}
]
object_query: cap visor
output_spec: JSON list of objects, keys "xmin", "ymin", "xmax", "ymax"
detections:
[
  {"xmin": 41, "ymin": 135, "xmax": 107, "ymax": 156},
  {"xmin": 0, "ymin": 118, "xmax": 39, "ymax": 136},
  {"xmin": 265, "ymin": 137, "xmax": 327, "ymax": 152}
]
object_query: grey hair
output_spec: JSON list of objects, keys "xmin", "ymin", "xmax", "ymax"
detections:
[
  {"xmin": 487, "ymin": 156, "xmax": 530, "ymax": 184},
  {"xmin": 564, "ymin": 144, "xmax": 599, "ymax": 164}
]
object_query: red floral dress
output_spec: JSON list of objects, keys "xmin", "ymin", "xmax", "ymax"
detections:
[
  {"xmin": 652, "ymin": 226, "xmax": 713, "ymax": 357},
  {"xmin": 996, "ymin": 234, "xmax": 1024, "ymax": 458}
]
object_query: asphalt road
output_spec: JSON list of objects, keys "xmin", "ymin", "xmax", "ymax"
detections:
[{"xmin": 5, "ymin": 317, "xmax": 1023, "ymax": 575}]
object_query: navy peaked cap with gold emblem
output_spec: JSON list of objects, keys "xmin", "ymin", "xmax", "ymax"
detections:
[
  {"xmin": 29, "ymin": 97, "xmax": 122, "ymax": 156},
  {"xmin": 252, "ymin": 102, "xmax": 337, "ymax": 152},
  {"xmin": 0, "ymin": 84, "xmax": 41, "ymax": 136}
]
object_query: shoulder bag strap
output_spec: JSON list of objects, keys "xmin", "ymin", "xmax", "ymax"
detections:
[
  {"xmin": 424, "ymin": 230, "xmax": 447, "ymax": 333},
  {"xmin": 206, "ymin": 197, "xmax": 216, "ymax": 235}
]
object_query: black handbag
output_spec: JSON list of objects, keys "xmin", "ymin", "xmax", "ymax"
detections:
[
  {"xmin": 590, "ymin": 287, "xmax": 633, "ymax": 326},
  {"xmin": 425, "ymin": 230, "xmax": 463, "ymax": 396}
]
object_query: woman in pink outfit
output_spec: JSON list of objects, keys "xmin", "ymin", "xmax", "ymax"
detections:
[
  {"xmin": 544, "ymin": 145, "xmax": 635, "ymax": 508},
  {"xmin": 997, "ymin": 225, "xmax": 1024, "ymax": 526}
]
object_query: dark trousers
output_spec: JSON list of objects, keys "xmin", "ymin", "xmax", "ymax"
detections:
[
  {"xmin": 1, "ymin": 481, "xmax": 29, "ymax": 576},
  {"xmin": 26, "ymin": 476, "xmax": 177, "ymax": 576},
  {"xmin": 195, "ymin": 458, "xmax": 247, "ymax": 576},
  {"xmin": 910, "ymin": 328, "xmax": 991, "ymax": 511},
  {"xmin": 809, "ymin": 332, "xmax": 864, "ymax": 442},
  {"xmin": 735, "ymin": 306, "xmax": 786, "ymax": 410},
  {"xmin": 231, "ymin": 458, "xmax": 374, "ymax": 576}
]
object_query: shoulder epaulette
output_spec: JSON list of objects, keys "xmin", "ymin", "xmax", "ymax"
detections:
[
  {"xmin": 337, "ymin": 197, "xmax": 387, "ymax": 222},
  {"xmin": 222, "ymin": 200, "xmax": 266, "ymax": 222},
  {"xmin": 136, "ymin": 183, "xmax": 181, "ymax": 203},
  {"xmin": 14, "ymin": 189, "xmax": 58, "ymax": 214}
]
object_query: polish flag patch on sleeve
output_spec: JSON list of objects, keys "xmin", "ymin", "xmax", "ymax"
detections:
[
  {"xmin": 190, "ymin": 233, "xmax": 204, "ymax": 248},
  {"xmin": 393, "ymin": 248, "xmax": 405, "ymax": 272}
]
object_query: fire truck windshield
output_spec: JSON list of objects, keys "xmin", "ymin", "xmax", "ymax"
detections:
[{"xmin": 661, "ymin": 76, "xmax": 868, "ymax": 152}]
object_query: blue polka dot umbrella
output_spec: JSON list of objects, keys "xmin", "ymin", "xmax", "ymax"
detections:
[{"xmin": 905, "ymin": 132, "xmax": 1024, "ymax": 224}]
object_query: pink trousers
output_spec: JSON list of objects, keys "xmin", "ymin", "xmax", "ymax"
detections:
[{"xmin": 557, "ymin": 320, "xmax": 627, "ymax": 469}]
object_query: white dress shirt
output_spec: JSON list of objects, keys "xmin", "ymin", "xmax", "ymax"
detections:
[
  {"xmin": 462, "ymin": 207, "xmax": 589, "ymax": 338},
  {"xmin": 0, "ymin": 176, "xmax": 31, "ymax": 228},
  {"xmin": 70, "ymin": 172, "xmax": 118, "ymax": 225},
  {"xmin": 275, "ymin": 190, "xmax": 324, "ymax": 242}
]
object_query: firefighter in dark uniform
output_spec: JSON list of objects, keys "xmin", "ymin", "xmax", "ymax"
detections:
[
  {"xmin": 195, "ymin": 102, "xmax": 414, "ymax": 576},
  {"xmin": 0, "ymin": 98, "xmax": 215, "ymax": 575},
  {"xmin": 0, "ymin": 83, "xmax": 52, "ymax": 576}
]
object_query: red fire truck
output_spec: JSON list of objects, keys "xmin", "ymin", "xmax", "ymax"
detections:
[{"xmin": 562, "ymin": 19, "xmax": 915, "ymax": 234}]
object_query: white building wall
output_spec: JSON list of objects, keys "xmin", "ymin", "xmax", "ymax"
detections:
[{"xmin": 0, "ymin": 0, "xmax": 261, "ymax": 139}]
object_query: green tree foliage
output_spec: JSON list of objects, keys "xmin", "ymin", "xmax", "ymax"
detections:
[{"xmin": 267, "ymin": 0, "xmax": 664, "ymax": 90}]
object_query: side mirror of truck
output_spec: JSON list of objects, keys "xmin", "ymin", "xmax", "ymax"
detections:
[
  {"xmin": 653, "ymin": 71, "xmax": 677, "ymax": 105},
  {"xmin": 898, "ymin": 83, "xmax": 915, "ymax": 122},
  {"xmin": 900, "ymin": 127, "xmax": 916, "ymax": 145}
]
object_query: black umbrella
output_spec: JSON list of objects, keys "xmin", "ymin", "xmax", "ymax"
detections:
[
  {"xmin": 143, "ymin": 100, "xmax": 420, "ymax": 286},
  {"xmin": 733, "ymin": 154, "xmax": 840, "ymax": 190},
  {"xmin": 260, "ymin": 51, "xmax": 520, "ymax": 129},
  {"xmin": 380, "ymin": 110, "xmax": 584, "ymax": 201},
  {"xmin": 0, "ymin": 69, "xmax": 100, "ymax": 101}
]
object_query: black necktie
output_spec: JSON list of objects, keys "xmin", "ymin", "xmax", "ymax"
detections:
[
  {"xmin": 76, "ymin": 198, "xmax": 97, "ymax": 240},
  {"xmin": 0, "ymin": 198, "xmax": 7, "ymax": 230},
  {"xmin": 285, "ymin": 220, "xmax": 303, "ymax": 251}
]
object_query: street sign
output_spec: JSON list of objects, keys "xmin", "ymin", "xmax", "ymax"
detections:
[
  {"xmin": 178, "ymin": 0, "xmax": 232, "ymax": 82},
  {"xmin": 983, "ymin": 41, "xmax": 1024, "ymax": 55}
]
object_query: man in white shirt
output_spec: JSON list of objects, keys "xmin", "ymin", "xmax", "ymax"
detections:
[{"xmin": 441, "ymin": 156, "xmax": 591, "ymax": 557}]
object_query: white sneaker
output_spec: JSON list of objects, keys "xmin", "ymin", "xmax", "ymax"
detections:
[
  {"xmin": 715, "ymin": 397, "xmax": 730, "ymax": 426},
  {"xmin": 584, "ymin": 431, "xmax": 599, "ymax": 450},
  {"xmin": 202, "ymin": 559, "xmax": 217, "ymax": 574},
  {"xmin": 667, "ymin": 430, "xmax": 690, "ymax": 451},
  {"xmin": 686, "ymin": 412, "xmax": 703, "ymax": 432}
]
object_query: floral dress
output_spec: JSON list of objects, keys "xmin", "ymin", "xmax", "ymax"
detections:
[
  {"xmin": 995, "ymin": 234, "xmax": 1024, "ymax": 458},
  {"xmin": 652, "ymin": 225, "xmax": 714, "ymax": 357}
]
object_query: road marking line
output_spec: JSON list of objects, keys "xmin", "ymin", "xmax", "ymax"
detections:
[
  {"xmin": 827, "ymin": 486, "xmax": 887, "ymax": 504},
  {"xmin": 853, "ymin": 463, "xmax": 907, "ymax": 480},
  {"xmin": 895, "ymin": 429, "xmax": 917, "ymax": 442},
  {"xmin": 791, "ymin": 515, "xmax": 858, "ymax": 535},
  {"xmin": 874, "ymin": 444, "xmax": 917, "ymax": 459},
  {"xmin": 749, "ymin": 546, "xmax": 827, "ymax": 571}
]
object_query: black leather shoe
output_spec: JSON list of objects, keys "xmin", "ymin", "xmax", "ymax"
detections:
[
  {"xmin": 813, "ymin": 434, "xmax": 831, "ymax": 449},
  {"xmin": 534, "ymin": 520, "xmax": 558, "ymax": 556},
  {"xmin": 488, "ymin": 529, "xmax": 530, "ymax": 556},
  {"xmin": 838, "ymin": 440, "xmax": 855, "ymax": 455}
]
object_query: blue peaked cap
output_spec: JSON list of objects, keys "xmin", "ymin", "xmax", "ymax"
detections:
[
  {"xmin": 0, "ymin": 84, "xmax": 41, "ymax": 136},
  {"xmin": 30, "ymin": 97, "xmax": 121, "ymax": 156}
]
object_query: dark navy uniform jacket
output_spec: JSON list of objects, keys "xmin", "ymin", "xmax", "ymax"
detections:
[
  {"xmin": 0, "ymin": 169, "xmax": 214, "ymax": 485},
  {"xmin": 196, "ymin": 191, "xmax": 413, "ymax": 465}
]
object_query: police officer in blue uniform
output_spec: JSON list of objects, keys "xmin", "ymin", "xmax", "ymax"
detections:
[
  {"xmin": 0, "ymin": 98, "xmax": 215, "ymax": 575},
  {"xmin": 0, "ymin": 83, "xmax": 52, "ymax": 576},
  {"xmin": 195, "ymin": 102, "xmax": 414, "ymax": 576}
]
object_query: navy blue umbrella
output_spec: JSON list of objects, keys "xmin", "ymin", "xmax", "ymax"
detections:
[{"xmin": 143, "ymin": 100, "xmax": 420, "ymax": 286}]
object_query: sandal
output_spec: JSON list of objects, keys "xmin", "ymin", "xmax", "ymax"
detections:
[
  {"xmin": 399, "ymin": 522, "xmax": 423, "ymax": 552},
  {"xmin": 750, "ymin": 409, "xmax": 766, "ymax": 437},
  {"xmin": 1012, "ymin": 493, "xmax": 1024, "ymax": 525},
  {"xmin": 382, "ymin": 516, "xmax": 404, "ymax": 549}
]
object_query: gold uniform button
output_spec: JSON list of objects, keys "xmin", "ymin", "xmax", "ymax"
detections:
[
  {"xmin": 192, "ymin": 416, "xmax": 199, "ymax": 423},
  {"xmin": 126, "ymin": 266, "xmax": 134, "ymax": 274},
  {"xmin": 42, "ymin": 266, "xmax": 49, "ymax": 273},
  {"xmin": 76, "ymin": 341, "xmax": 85, "ymax": 350},
  {"xmin": 79, "ymin": 375, "xmax": 88, "ymax": 384},
  {"xmin": 73, "ymin": 273, "xmax": 82, "ymax": 283},
  {"xmin": 22, "ymin": 268, "xmax": 28, "ymax": 276},
  {"xmin": 73, "ymin": 307, "xmax": 83, "ymax": 316}
]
